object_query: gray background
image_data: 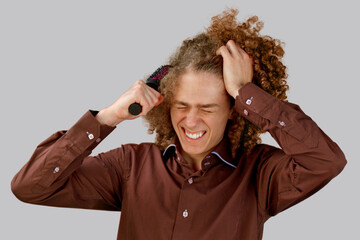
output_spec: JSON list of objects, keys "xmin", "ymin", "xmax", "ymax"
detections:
[{"xmin": 1, "ymin": 0, "xmax": 359, "ymax": 239}]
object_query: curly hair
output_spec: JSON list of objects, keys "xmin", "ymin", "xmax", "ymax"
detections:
[{"xmin": 144, "ymin": 8, "xmax": 289, "ymax": 158}]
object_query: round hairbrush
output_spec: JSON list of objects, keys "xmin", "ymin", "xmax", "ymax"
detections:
[{"xmin": 128, "ymin": 65, "xmax": 170, "ymax": 115}]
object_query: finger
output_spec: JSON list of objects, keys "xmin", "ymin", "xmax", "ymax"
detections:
[
  {"xmin": 155, "ymin": 95, "xmax": 164, "ymax": 106},
  {"xmin": 139, "ymin": 85, "xmax": 163, "ymax": 115},
  {"xmin": 150, "ymin": 89, "xmax": 163, "ymax": 106},
  {"xmin": 141, "ymin": 86, "xmax": 156, "ymax": 109},
  {"xmin": 131, "ymin": 81, "xmax": 153, "ymax": 113},
  {"xmin": 226, "ymin": 40, "xmax": 241, "ymax": 57},
  {"xmin": 216, "ymin": 45, "xmax": 232, "ymax": 60},
  {"xmin": 144, "ymin": 85, "xmax": 162, "ymax": 106},
  {"xmin": 147, "ymin": 85, "xmax": 162, "ymax": 99},
  {"xmin": 234, "ymin": 44, "xmax": 251, "ymax": 60}
]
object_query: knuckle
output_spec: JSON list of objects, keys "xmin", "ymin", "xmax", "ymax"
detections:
[
  {"xmin": 133, "ymin": 86, "xmax": 142, "ymax": 94},
  {"xmin": 227, "ymin": 40, "xmax": 234, "ymax": 45},
  {"xmin": 133, "ymin": 81, "xmax": 146, "ymax": 92},
  {"xmin": 153, "ymin": 90, "xmax": 161, "ymax": 97},
  {"xmin": 135, "ymin": 80, "xmax": 144, "ymax": 87}
]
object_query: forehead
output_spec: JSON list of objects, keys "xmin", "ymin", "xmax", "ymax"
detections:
[{"xmin": 172, "ymin": 69, "xmax": 229, "ymax": 105}]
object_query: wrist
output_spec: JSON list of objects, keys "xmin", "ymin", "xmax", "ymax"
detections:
[
  {"xmin": 96, "ymin": 107, "xmax": 123, "ymax": 127},
  {"xmin": 229, "ymin": 86, "xmax": 242, "ymax": 99}
]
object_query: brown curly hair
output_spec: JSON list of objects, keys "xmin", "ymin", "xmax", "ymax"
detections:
[{"xmin": 144, "ymin": 8, "xmax": 289, "ymax": 159}]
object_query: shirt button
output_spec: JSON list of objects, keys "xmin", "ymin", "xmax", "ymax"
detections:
[
  {"xmin": 278, "ymin": 121, "xmax": 286, "ymax": 127},
  {"xmin": 183, "ymin": 209, "xmax": 188, "ymax": 218},
  {"xmin": 96, "ymin": 138, "xmax": 101, "ymax": 143},
  {"xmin": 188, "ymin": 177, "xmax": 193, "ymax": 184},
  {"xmin": 243, "ymin": 109, "xmax": 249, "ymax": 116},
  {"xmin": 53, "ymin": 167, "xmax": 60, "ymax": 173},
  {"xmin": 204, "ymin": 161, "xmax": 210, "ymax": 166},
  {"xmin": 86, "ymin": 131, "xmax": 94, "ymax": 140},
  {"xmin": 246, "ymin": 97, "xmax": 253, "ymax": 105}
]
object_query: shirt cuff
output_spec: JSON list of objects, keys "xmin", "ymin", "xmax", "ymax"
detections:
[
  {"xmin": 235, "ymin": 82, "xmax": 317, "ymax": 148},
  {"xmin": 33, "ymin": 110, "xmax": 116, "ymax": 189},
  {"xmin": 65, "ymin": 110, "xmax": 116, "ymax": 153},
  {"xmin": 235, "ymin": 82, "xmax": 277, "ymax": 129}
]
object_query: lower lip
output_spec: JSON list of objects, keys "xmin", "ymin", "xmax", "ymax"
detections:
[{"xmin": 182, "ymin": 128, "xmax": 206, "ymax": 142}]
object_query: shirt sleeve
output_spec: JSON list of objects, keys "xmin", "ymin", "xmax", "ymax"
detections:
[
  {"xmin": 11, "ymin": 110, "xmax": 126, "ymax": 211},
  {"xmin": 235, "ymin": 82, "xmax": 347, "ymax": 217}
]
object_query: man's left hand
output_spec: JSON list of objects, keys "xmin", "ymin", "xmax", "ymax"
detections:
[{"xmin": 216, "ymin": 40, "xmax": 253, "ymax": 99}]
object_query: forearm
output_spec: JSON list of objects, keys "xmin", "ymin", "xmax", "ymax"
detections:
[
  {"xmin": 11, "ymin": 110, "xmax": 116, "ymax": 206},
  {"xmin": 235, "ymin": 82, "xmax": 347, "ymax": 215},
  {"xmin": 235, "ymin": 82, "xmax": 346, "ymax": 168},
  {"xmin": 96, "ymin": 107, "xmax": 124, "ymax": 127}
]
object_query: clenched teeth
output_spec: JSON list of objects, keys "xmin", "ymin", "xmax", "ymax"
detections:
[{"xmin": 185, "ymin": 130, "xmax": 205, "ymax": 139}]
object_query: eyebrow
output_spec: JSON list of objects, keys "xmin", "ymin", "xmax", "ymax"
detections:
[{"xmin": 174, "ymin": 101, "xmax": 219, "ymax": 108}]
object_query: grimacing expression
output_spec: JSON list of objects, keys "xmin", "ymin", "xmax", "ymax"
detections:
[{"xmin": 170, "ymin": 69, "xmax": 232, "ymax": 161}]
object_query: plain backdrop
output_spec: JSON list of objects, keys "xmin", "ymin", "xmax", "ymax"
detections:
[{"xmin": 1, "ymin": 0, "xmax": 359, "ymax": 239}]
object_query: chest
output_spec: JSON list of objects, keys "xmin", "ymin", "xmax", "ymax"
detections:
[{"xmin": 120, "ymin": 157, "xmax": 259, "ymax": 239}]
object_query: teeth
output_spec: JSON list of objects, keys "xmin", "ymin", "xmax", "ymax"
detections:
[{"xmin": 185, "ymin": 130, "xmax": 204, "ymax": 139}]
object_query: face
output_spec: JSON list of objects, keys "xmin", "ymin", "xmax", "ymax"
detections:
[{"xmin": 170, "ymin": 69, "xmax": 232, "ymax": 162}]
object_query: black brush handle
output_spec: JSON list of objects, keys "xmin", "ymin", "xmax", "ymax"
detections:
[
  {"xmin": 128, "ymin": 102, "xmax": 143, "ymax": 116},
  {"xmin": 128, "ymin": 65, "xmax": 170, "ymax": 116}
]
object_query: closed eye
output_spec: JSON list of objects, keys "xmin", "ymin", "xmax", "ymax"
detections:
[{"xmin": 201, "ymin": 109, "xmax": 214, "ymax": 113}]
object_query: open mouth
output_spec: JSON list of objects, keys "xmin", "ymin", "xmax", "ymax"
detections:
[{"xmin": 182, "ymin": 127, "xmax": 206, "ymax": 140}]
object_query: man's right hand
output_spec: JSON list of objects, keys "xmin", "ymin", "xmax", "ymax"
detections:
[{"xmin": 96, "ymin": 80, "xmax": 163, "ymax": 127}]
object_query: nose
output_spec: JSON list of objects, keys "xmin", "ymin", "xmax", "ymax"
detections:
[{"xmin": 184, "ymin": 109, "xmax": 201, "ymax": 129}]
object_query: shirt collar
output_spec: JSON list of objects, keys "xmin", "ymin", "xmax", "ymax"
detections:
[
  {"xmin": 162, "ymin": 137, "xmax": 238, "ymax": 169},
  {"xmin": 210, "ymin": 137, "xmax": 238, "ymax": 168},
  {"xmin": 162, "ymin": 143, "xmax": 176, "ymax": 157}
]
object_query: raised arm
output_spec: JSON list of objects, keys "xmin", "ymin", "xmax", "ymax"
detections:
[
  {"xmin": 11, "ymin": 80, "xmax": 163, "ymax": 210},
  {"xmin": 217, "ymin": 39, "xmax": 347, "ymax": 217},
  {"xmin": 235, "ymin": 82, "xmax": 347, "ymax": 216}
]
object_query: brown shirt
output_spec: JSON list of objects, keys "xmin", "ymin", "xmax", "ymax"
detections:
[{"xmin": 11, "ymin": 82, "xmax": 347, "ymax": 240}]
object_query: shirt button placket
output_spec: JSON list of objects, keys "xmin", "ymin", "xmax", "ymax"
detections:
[{"xmin": 172, "ymin": 180, "xmax": 192, "ymax": 238}]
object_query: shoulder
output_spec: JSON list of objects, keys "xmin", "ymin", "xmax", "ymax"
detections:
[
  {"xmin": 245, "ymin": 143, "xmax": 283, "ymax": 163},
  {"xmin": 121, "ymin": 142, "xmax": 160, "ymax": 155},
  {"xmin": 119, "ymin": 142, "xmax": 166, "ymax": 180},
  {"xmin": 248, "ymin": 143, "xmax": 277, "ymax": 155}
]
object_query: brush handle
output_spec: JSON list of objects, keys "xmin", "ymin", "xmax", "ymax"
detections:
[{"xmin": 128, "ymin": 102, "xmax": 143, "ymax": 115}]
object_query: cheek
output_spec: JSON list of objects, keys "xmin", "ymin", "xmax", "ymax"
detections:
[{"xmin": 211, "ymin": 116, "xmax": 229, "ymax": 133}]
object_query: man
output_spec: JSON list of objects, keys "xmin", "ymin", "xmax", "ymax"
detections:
[{"xmin": 11, "ymin": 9, "xmax": 346, "ymax": 240}]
